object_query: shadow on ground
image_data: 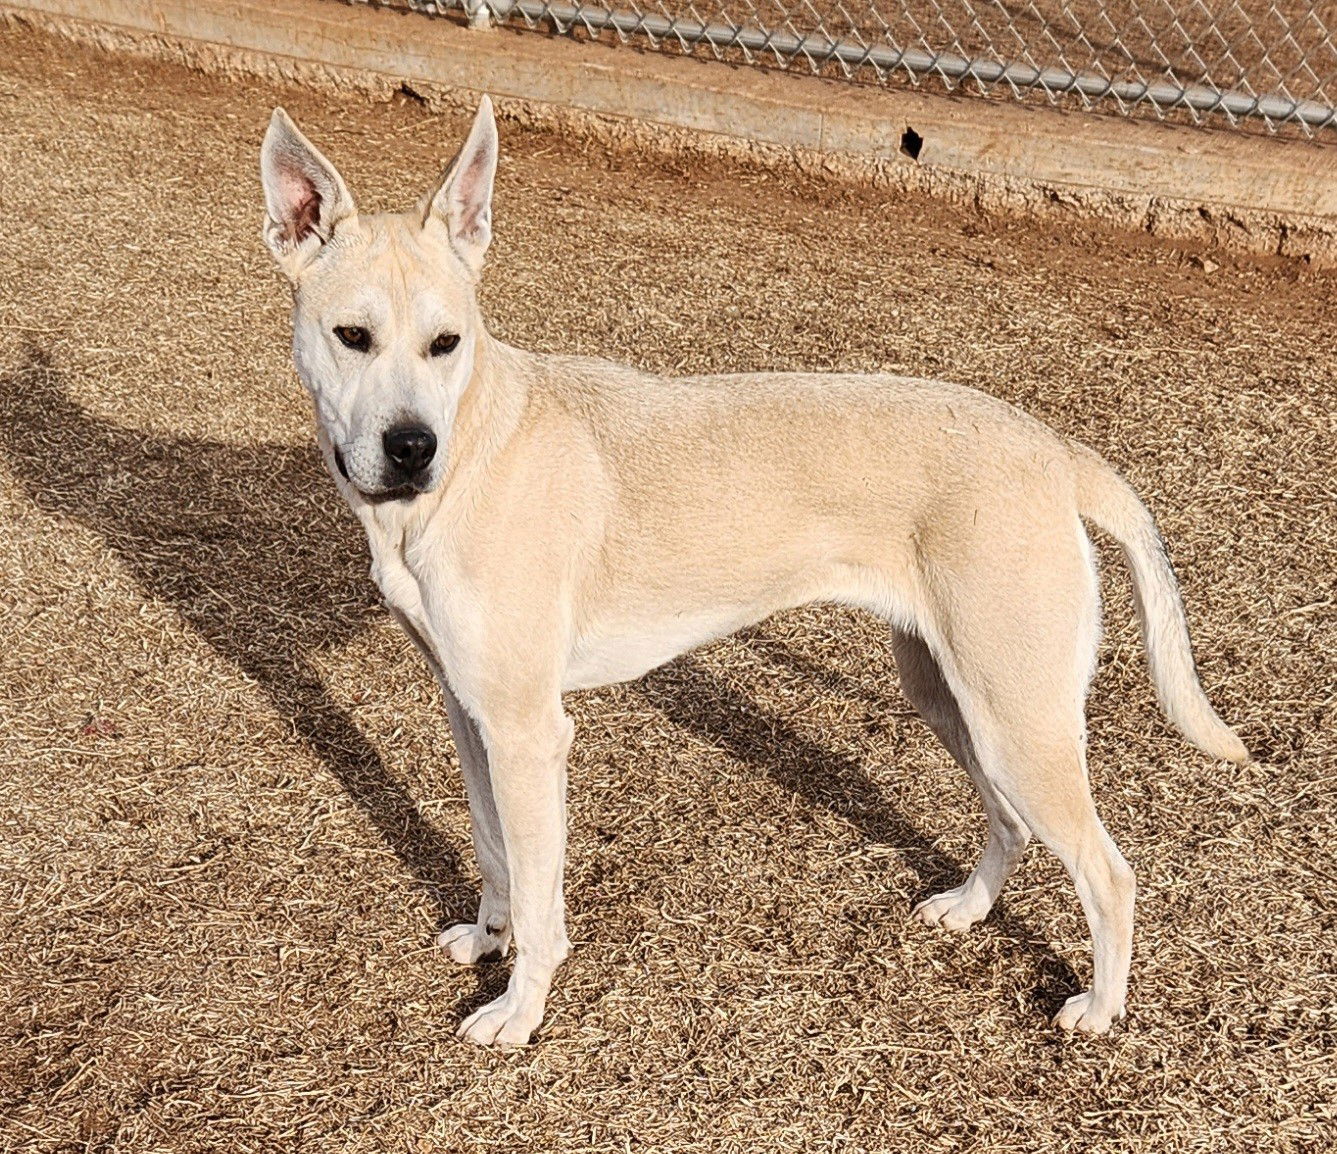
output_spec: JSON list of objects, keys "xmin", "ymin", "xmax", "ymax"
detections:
[
  {"xmin": 0, "ymin": 341, "xmax": 1078, "ymax": 1014},
  {"xmin": 638, "ymin": 654, "xmax": 1079, "ymax": 1009},
  {"xmin": 0, "ymin": 343, "xmax": 468, "ymax": 918}
]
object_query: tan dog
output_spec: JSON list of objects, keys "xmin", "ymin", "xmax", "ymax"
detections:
[{"xmin": 259, "ymin": 99, "xmax": 1247, "ymax": 1046}]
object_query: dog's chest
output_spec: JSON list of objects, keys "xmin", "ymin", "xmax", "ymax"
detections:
[
  {"xmin": 360, "ymin": 509, "xmax": 454, "ymax": 630},
  {"xmin": 361, "ymin": 511, "xmax": 480, "ymax": 668}
]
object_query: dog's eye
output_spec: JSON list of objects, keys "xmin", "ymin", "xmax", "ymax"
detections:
[
  {"xmin": 430, "ymin": 332, "xmax": 460, "ymax": 358},
  {"xmin": 334, "ymin": 325, "xmax": 371, "ymax": 352}
]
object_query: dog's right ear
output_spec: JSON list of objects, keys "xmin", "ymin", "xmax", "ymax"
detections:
[{"xmin": 260, "ymin": 108, "xmax": 358, "ymax": 277}]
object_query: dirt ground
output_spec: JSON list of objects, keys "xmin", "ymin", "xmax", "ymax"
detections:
[{"xmin": 1, "ymin": 20, "xmax": 1334, "ymax": 1154}]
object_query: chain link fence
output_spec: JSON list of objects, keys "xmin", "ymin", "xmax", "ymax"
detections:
[{"xmin": 350, "ymin": 1, "xmax": 1336, "ymax": 137}]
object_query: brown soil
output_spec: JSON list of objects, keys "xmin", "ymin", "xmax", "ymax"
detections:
[{"xmin": 0, "ymin": 21, "xmax": 1334, "ymax": 1154}]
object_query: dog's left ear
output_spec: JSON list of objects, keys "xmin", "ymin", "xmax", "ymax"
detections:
[{"xmin": 422, "ymin": 96, "xmax": 498, "ymax": 275}]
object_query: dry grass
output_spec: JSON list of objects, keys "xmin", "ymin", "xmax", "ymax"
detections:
[{"xmin": 0, "ymin": 22, "xmax": 1334, "ymax": 1154}]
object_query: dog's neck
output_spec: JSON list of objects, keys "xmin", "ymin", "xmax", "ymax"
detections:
[{"xmin": 441, "ymin": 328, "xmax": 528, "ymax": 492}]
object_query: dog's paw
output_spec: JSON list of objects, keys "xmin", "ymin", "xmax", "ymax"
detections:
[
  {"xmin": 437, "ymin": 922, "xmax": 510, "ymax": 964},
  {"xmin": 1052, "ymin": 991, "xmax": 1124, "ymax": 1035},
  {"xmin": 457, "ymin": 987, "xmax": 544, "ymax": 1047},
  {"xmin": 911, "ymin": 884, "xmax": 992, "ymax": 932}
]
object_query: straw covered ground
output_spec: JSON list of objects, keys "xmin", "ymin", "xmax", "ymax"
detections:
[{"xmin": 0, "ymin": 21, "xmax": 1333, "ymax": 1154}]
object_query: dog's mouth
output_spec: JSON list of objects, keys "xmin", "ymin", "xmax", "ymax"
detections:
[
  {"xmin": 362, "ymin": 484, "xmax": 423, "ymax": 505},
  {"xmin": 332, "ymin": 445, "xmax": 427, "ymax": 504}
]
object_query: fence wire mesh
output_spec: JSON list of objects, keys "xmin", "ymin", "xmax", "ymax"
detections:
[{"xmin": 351, "ymin": 1, "xmax": 1336, "ymax": 137}]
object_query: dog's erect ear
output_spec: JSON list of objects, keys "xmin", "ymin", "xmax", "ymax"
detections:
[
  {"xmin": 260, "ymin": 108, "xmax": 358, "ymax": 276},
  {"xmin": 422, "ymin": 96, "xmax": 498, "ymax": 274}
]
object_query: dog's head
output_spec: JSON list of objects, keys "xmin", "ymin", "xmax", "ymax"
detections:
[{"xmin": 259, "ymin": 99, "xmax": 498, "ymax": 503}]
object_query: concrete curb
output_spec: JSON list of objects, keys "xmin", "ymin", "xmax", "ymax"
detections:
[{"xmin": 3, "ymin": 0, "xmax": 1335, "ymax": 263}]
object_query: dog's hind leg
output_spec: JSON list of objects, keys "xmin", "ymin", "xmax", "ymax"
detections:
[
  {"xmin": 922, "ymin": 532, "xmax": 1135, "ymax": 1033},
  {"xmin": 967, "ymin": 720, "xmax": 1135, "ymax": 1033},
  {"xmin": 893, "ymin": 630, "xmax": 1031, "ymax": 931}
]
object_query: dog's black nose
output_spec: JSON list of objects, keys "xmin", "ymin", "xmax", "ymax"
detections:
[{"xmin": 382, "ymin": 424, "xmax": 437, "ymax": 477}]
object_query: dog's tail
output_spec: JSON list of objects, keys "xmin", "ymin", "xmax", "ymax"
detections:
[{"xmin": 1073, "ymin": 444, "xmax": 1249, "ymax": 763}]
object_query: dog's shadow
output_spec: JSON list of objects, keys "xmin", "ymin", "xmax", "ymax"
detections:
[
  {"xmin": 639, "ymin": 651, "xmax": 1079, "ymax": 1006},
  {"xmin": 0, "ymin": 343, "xmax": 474, "ymax": 911},
  {"xmin": 0, "ymin": 342, "xmax": 1077, "ymax": 1020}
]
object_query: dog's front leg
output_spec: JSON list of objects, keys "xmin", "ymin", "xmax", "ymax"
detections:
[
  {"xmin": 387, "ymin": 607, "xmax": 513, "ymax": 962},
  {"xmin": 456, "ymin": 698, "xmax": 573, "ymax": 1047},
  {"xmin": 436, "ymin": 687, "xmax": 512, "ymax": 963}
]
